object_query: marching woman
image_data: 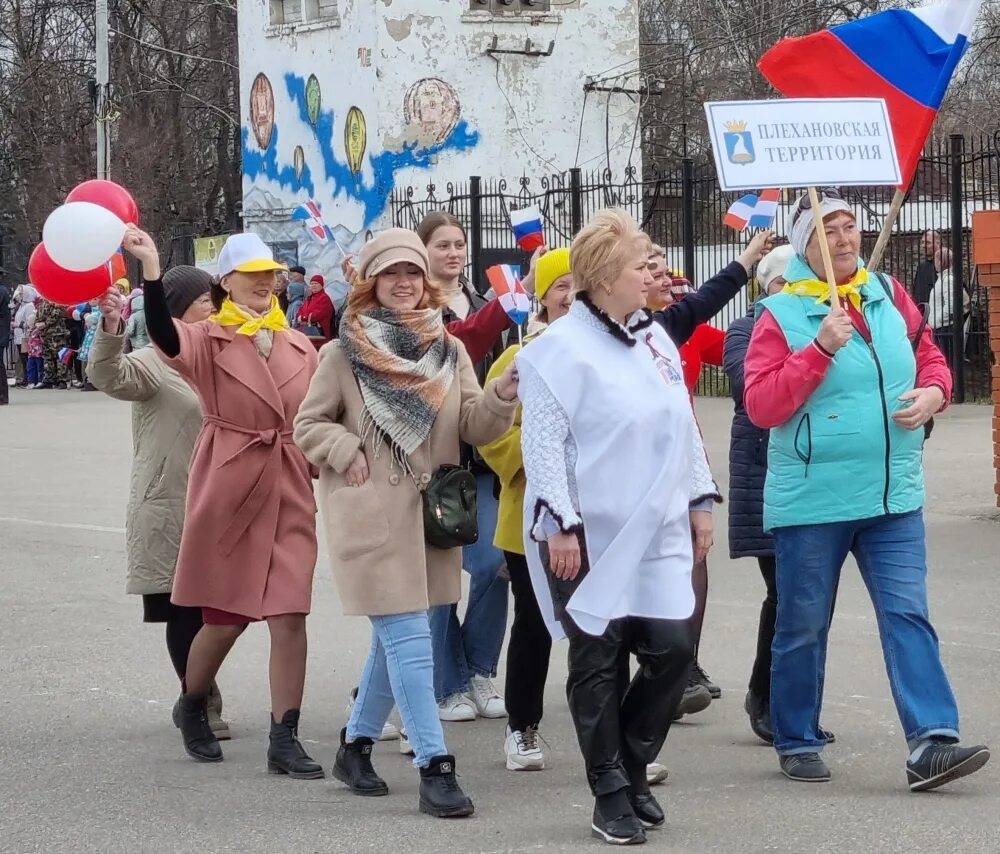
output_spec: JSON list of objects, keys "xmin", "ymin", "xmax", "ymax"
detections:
[
  {"xmin": 87, "ymin": 268, "xmax": 229, "ymax": 739},
  {"xmin": 478, "ymin": 246, "xmax": 574, "ymax": 770},
  {"xmin": 744, "ymin": 189, "xmax": 989, "ymax": 789},
  {"xmin": 294, "ymin": 229, "xmax": 518, "ymax": 817},
  {"xmin": 123, "ymin": 227, "xmax": 324, "ymax": 779},
  {"xmin": 647, "ymin": 238, "xmax": 771, "ymax": 712},
  {"xmin": 417, "ymin": 211, "xmax": 513, "ymax": 722},
  {"xmin": 723, "ymin": 244, "xmax": 834, "ymax": 744},
  {"xmin": 518, "ymin": 209, "xmax": 720, "ymax": 845}
]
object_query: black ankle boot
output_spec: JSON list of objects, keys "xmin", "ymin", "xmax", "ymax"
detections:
[
  {"xmin": 176, "ymin": 693, "xmax": 223, "ymax": 763},
  {"xmin": 333, "ymin": 728, "xmax": 389, "ymax": 796},
  {"xmin": 266, "ymin": 709, "xmax": 324, "ymax": 780},
  {"xmin": 418, "ymin": 755, "xmax": 474, "ymax": 818},
  {"xmin": 592, "ymin": 789, "xmax": 645, "ymax": 845}
]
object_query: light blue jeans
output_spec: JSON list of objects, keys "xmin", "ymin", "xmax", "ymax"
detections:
[
  {"xmin": 429, "ymin": 473, "xmax": 509, "ymax": 702},
  {"xmin": 347, "ymin": 611, "xmax": 448, "ymax": 768}
]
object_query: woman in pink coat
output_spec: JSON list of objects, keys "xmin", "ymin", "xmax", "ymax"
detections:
[{"xmin": 122, "ymin": 226, "xmax": 323, "ymax": 780}]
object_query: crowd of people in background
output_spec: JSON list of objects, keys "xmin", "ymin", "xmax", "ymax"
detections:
[{"xmin": 0, "ymin": 197, "xmax": 990, "ymax": 845}]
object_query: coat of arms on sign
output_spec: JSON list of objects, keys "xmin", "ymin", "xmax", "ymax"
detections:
[{"xmin": 724, "ymin": 120, "xmax": 755, "ymax": 165}]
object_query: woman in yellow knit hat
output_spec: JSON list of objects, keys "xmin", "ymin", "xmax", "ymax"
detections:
[{"xmin": 479, "ymin": 246, "xmax": 572, "ymax": 772}]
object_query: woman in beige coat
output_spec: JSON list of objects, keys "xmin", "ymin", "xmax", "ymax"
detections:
[
  {"xmin": 294, "ymin": 228, "xmax": 518, "ymax": 819},
  {"xmin": 88, "ymin": 268, "xmax": 229, "ymax": 738}
]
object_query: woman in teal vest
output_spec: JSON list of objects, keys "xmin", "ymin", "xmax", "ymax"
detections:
[{"xmin": 742, "ymin": 189, "xmax": 989, "ymax": 792}]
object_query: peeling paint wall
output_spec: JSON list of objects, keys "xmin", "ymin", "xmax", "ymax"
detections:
[{"xmin": 237, "ymin": 0, "xmax": 640, "ymax": 293}]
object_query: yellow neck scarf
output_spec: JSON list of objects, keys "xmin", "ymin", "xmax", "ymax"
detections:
[
  {"xmin": 210, "ymin": 296, "xmax": 289, "ymax": 336},
  {"xmin": 782, "ymin": 266, "xmax": 868, "ymax": 311}
]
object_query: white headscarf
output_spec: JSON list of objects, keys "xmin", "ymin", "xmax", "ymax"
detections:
[{"xmin": 789, "ymin": 194, "xmax": 855, "ymax": 257}]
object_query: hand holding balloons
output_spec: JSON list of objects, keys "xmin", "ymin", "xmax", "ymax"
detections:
[
  {"xmin": 32, "ymin": 179, "xmax": 139, "ymax": 305},
  {"xmin": 121, "ymin": 225, "xmax": 161, "ymax": 281},
  {"xmin": 98, "ymin": 286, "xmax": 125, "ymax": 333}
]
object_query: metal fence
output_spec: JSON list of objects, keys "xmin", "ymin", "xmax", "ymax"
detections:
[{"xmin": 391, "ymin": 132, "xmax": 1000, "ymax": 402}]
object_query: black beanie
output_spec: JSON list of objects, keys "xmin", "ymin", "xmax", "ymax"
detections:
[{"xmin": 163, "ymin": 266, "xmax": 213, "ymax": 319}]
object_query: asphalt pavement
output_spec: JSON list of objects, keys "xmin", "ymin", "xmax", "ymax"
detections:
[{"xmin": 1, "ymin": 389, "xmax": 998, "ymax": 853}]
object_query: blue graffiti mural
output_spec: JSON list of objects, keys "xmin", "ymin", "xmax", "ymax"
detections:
[{"xmin": 241, "ymin": 72, "xmax": 480, "ymax": 227}]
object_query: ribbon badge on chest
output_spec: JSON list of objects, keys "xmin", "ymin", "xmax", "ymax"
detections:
[{"xmin": 644, "ymin": 333, "xmax": 683, "ymax": 386}]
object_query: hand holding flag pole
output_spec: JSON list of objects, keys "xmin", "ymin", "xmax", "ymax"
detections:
[
  {"xmin": 487, "ymin": 264, "xmax": 530, "ymax": 346},
  {"xmin": 807, "ymin": 186, "xmax": 841, "ymax": 308}
]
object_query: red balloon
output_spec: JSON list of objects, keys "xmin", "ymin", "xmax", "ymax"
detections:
[
  {"xmin": 28, "ymin": 244, "xmax": 127, "ymax": 305},
  {"xmin": 65, "ymin": 179, "xmax": 139, "ymax": 225}
]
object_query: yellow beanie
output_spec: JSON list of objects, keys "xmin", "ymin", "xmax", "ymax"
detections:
[{"xmin": 534, "ymin": 248, "xmax": 571, "ymax": 301}]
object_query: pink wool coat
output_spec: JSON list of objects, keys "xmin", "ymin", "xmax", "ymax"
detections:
[{"xmin": 159, "ymin": 321, "xmax": 319, "ymax": 618}]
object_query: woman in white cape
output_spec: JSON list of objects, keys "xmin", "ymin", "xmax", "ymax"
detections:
[{"xmin": 517, "ymin": 209, "xmax": 720, "ymax": 846}]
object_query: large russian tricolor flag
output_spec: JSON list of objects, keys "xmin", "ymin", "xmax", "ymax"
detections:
[{"xmin": 758, "ymin": 0, "xmax": 981, "ymax": 186}]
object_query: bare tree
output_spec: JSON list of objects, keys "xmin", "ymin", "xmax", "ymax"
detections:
[{"xmin": 0, "ymin": 0, "xmax": 241, "ymax": 277}]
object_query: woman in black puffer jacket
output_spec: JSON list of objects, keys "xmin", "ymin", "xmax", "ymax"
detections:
[
  {"xmin": 724, "ymin": 244, "xmax": 836, "ymax": 747},
  {"xmin": 724, "ymin": 245, "xmax": 797, "ymax": 744}
]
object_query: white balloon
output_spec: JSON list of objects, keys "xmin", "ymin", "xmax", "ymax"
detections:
[{"xmin": 42, "ymin": 201, "xmax": 127, "ymax": 272}]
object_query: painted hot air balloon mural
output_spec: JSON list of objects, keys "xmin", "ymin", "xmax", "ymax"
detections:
[
  {"xmin": 249, "ymin": 73, "xmax": 275, "ymax": 150},
  {"xmin": 293, "ymin": 146, "xmax": 305, "ymax": 181},
  {"xmin": 345, "ymin": 106, "xmax": 367, "ymax": 176},
  {"xmin": 305, "ymin": 75, "xmax": 322, "ymax": 128}
]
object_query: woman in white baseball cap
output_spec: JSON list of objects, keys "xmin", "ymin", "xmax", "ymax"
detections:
[{"xmin": 121, "ymin": 227, "xmax": 325, "ymax": 781}]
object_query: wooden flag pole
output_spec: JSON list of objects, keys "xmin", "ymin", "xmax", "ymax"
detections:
[
  {"xmin": 866, "ymin": 188, "xmax": 906, "ymax": 273},
  {"xmin": 808, "ymin": 186, "xmax": 840, "ymax": 307}
]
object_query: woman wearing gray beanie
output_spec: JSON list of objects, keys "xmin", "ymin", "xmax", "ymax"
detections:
[{"xmin": 87, "ymin": 268, "xmax": 231, "ymax": 739}]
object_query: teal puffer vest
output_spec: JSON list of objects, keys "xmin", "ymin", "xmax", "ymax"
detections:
[{"xmin": 756, "ymin": 277, "xmax": 925, "ymax": 531}]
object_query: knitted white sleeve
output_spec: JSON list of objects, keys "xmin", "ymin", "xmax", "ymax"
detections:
[
  {"xmin": 520, "ymin": 366, "xmax": 583, "ymax": 539},
  {"xmin": 690, "ymin": 414, "xmax": 722, "ymax": 507}
]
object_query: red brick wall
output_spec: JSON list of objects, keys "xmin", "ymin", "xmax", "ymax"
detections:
[{"xmin": 973, "ymin": 211, "xmax": 1000, "ymax": 506}]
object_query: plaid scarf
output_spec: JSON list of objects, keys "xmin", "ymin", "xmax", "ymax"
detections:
[{"xmin": 340, "ymin": 306, "xmax": 458, "ymax": 475}]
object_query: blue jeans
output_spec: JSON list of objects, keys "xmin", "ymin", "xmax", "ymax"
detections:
[
  {"xmin": 771, "ymin": 510, "xmax": 959, "ymax": 755},
  {"xmin": 347, "ymin": 611, "xmax": 448, "ymax": 768},
  {"xmin": 429, "ymin": 473, "xmax": 509, "ymax": 702}
]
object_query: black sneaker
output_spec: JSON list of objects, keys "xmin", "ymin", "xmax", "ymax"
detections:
[
  {"xmin": 691, "ymin": 661, "xmax": 721, "ymax": 699},
  {"xmin": 591, "ymin": 790, "xmax": 646, "ymax": 845},
  {"xmin": 672, "ymin": 681, "xmax": 712, "ymax": 720},
  {"xmin": 779, "ymin": 752, "xmax": 831, "ymax": 782},
  {"xmin": 332, "ymin": 728, "xmax": 389, "ymax": 796},
  {"xmin": 419, "ymin": 755, "xmax": 474, "ymax": 818},
  {"xmin": 628, "ymin": 791, "xmax": 664, "ymax": 829},
  {"xmin": 906, "ymin": 742, "xmax": 990, "ymax": 792}
]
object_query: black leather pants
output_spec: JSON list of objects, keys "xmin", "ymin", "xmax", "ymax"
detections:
[{"xmin": 542, "ymin": 541, "xmax": 694, "ymax": 796}]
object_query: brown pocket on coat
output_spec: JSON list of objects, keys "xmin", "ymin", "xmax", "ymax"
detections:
[{"xmin": 325, "ymin": 481, "xmax": 391, "ymax": 561}]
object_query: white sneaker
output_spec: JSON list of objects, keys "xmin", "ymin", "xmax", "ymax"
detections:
[
  {"xmin": 504, "ymin": 725, "xmax": 545, "ymax": 771},
  {"xmin": 346, "ymin": 688, "xmax": 400, "ymax": 741},
  {"xmin": 646, "ymin": 762, "xmax": 669, "ymax": 785},
  {"xmin": 398, "ymin": 729, "xmax": 415, "ymax": 756},
  {"xmin": 465, "ymin": 675, "xmax": 507, "ymax": 719},
  {"xmin": 437, "ymin": 692, "xmax": 477, "ymax": 722}
]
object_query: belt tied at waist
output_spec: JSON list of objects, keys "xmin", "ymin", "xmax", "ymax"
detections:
[{"xmin": 204, "ymin": 415, "xmax": 295, "ymax": 556}]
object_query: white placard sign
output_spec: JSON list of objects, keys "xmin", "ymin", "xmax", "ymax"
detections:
[{"xmin": 704, "ymin": 98, "xmax": 901, "ymax": 191}]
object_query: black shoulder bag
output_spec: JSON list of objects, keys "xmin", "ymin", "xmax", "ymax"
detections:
[{"xmin": 421, "ymin": 464, "xmax": 479, "ymax": 549}]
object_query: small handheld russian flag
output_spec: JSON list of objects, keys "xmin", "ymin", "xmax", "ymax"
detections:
[
  {"xmin": 509, "ymin": 205, "xmax": 544, "ymax": 252},
  {"xmin": 723, "ymin": 188, "xmax": 781, "ymax": 232},
  {"xmin": 291, "ymin": 198, "xmax": 350, "ymax": 259},
  {"xmin": 486, "ymin": 264, "xmax": 530, "ymax": 344}
]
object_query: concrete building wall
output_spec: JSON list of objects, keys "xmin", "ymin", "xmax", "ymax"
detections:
[{"xmin": 237, "ymin": 0, "xmax": 641, "ymax": 294}]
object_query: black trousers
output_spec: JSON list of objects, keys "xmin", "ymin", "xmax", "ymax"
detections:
[
  {"xmin": 503, "ymin": 551, "xmax": 552, "ymax": 732},
  {"xmin": 748, "ymin": 556, "xmax": 778, "ymax": 700},
  {"xmin": 542, "ymin": 541, "xmax": 693, "ymax": 796}
]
